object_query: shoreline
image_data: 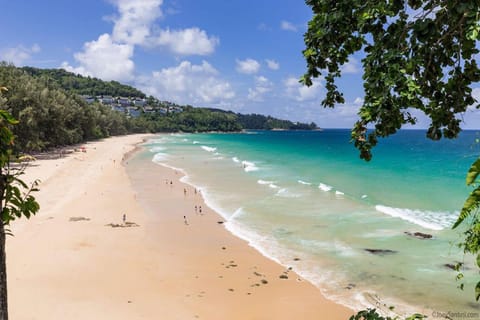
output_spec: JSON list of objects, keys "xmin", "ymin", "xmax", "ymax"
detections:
[
  {"xmin": 7, "ymin": 134, "xmax": 353, "ymax": 319},
  {"xmin": 127, "ymin": 137, "xmax": 354, "ymax": 319}
]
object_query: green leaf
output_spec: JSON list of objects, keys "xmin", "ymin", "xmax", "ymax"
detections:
[
  {"xmin": 453, "ymin": 186, "xmax": 480, "ymax": 229},
  {"xmin": 466, "ymin": 158, "xmax": 480, "ymax": 185},
  {"xmin": 475, "ymin": 281, "xmax": 480, "ymax": 301}
]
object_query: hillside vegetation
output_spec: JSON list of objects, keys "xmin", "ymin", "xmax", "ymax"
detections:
[{"xmin": 0, "ymin": 63, "xmax": 317, "ymax": 152}]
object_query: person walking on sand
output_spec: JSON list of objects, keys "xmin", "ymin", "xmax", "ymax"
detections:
[
  {"xmin": 183, "ymin": 215, "xmax": 189, "ymax": 225},
  {"xmin": 184, "ymin": 188, "xmax": 187, "ymax": 196},
  {"xmin": 123, "ymin": 214, "xmax": 126, "ymax": 223}
]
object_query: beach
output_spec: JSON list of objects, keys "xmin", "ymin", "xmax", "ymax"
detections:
[{"xmin": 6, "ymin": 134, "xmax": 352, "ymax": 319}]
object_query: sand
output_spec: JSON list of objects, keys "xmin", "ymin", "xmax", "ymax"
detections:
[{"xmin": 6, "ymin": 134, "xmax": 353, "ymax": 319}]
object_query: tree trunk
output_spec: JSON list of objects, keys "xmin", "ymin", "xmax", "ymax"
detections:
[
  {"xmin": 0, "ymin": 222, "xmax": 7, "ymax": 320},
  {"xmin": 0, "ymin": 174, "xmax": 7, "ymax": 320}
]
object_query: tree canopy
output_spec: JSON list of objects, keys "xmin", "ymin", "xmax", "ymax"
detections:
[{"xmin": 302, "ymin": 0, "xmax": 480, "ymax": 161}]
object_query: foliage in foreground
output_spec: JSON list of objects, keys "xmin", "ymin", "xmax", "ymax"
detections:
[
  {"xmin": 302, "ymin": 0, "xmax": 480, "ymax": 161},
  {"xmin": 0, "ymin": 86, "xmax": 40, "ymax": 320}
]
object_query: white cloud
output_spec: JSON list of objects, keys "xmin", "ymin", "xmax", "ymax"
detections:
[
  {"xmin": 139, "ymin": 60, "xmax": 235, "ymax": 104},
  {"xmin": 284, "ymin": 76, "xmax": 322, "ymax": 101},
  {"xmin": 248, "ymin": 76, "xmax": 273, "ymax": 101},
  {"xmin": 354, "ymin": 97, "xmax": 364, "ymax": 105},
  {"xmin": 472, "ymin": 87, "xmax": 480, "ymax": 104},
  {"xmin": 236, "ymin": 58, "xmax": 260, "ymax": 74},
  {"xmin": 341, "ymin": 57, "xmax": 361, "ymax": 74},
  {"xmin": 111, "ymin": 0, "xmax": 163, "ymax": 45},
  {"xmin": 61, "ymin": 34, "xmax": 135, "ymax": 82},
  {"xmin": 281, "ymin": 20, "xmax": 297, "ymax": 32},
  {"xmin": 0, "ymin": 44, "xmax": 41, "ymax": 66},
  {"xmin": 152, "ymin": 27, "xmax": 219, "ymax": 55},
  {"xmin": 265, "ymin": 59, "xmax": 280, "ymax": 70}
]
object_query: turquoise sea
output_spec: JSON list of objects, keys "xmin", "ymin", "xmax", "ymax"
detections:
[{"xmin": 141, "ymin": 129, "xmax": 480, "ymax": 317}]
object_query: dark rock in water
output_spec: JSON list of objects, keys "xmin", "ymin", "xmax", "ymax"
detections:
[
  {"xmin": 279, "ymin": 274, "xmax": 289, "ymax": 279},
  {"xmin": 444, "ymin": 263, "xmax": 457, "ymax": 270},
  {"xmin": 293, "ymin": 258, "xmax": 300, "ymax": 261},
  {"xmin": 404, "ymin": 231, "xmax": 433, "ymax": 239},
  {"xmin": 364, "ymin": 248, "xmax": 397, "ymax": 255},
  {"xmin": 443, "ymin": 262, "xmax": 466, "ymax": 271}
]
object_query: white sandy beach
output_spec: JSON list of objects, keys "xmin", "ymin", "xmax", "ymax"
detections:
[{"xmin": 6, "ymin": 134, "xmax": 353, "ymax": 319}]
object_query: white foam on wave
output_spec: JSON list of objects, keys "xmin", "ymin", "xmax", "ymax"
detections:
[
  {"xmin": 335, "ymin": 191, "xmax": 345, "ymax": 196},
  {"xmin": 275, "ymin": 188, "xmax": 301, "ymax": 198},
  {"xmin": 269, "ymin": 184, "xmax": 279, "ymax": 189},
  {"xmin": 201, "ymin": 146, "xmax": 217, "ymax": 152},
  {"xmin": 144, "ymin": 137, "xmax": 170, "ymax": 145},
  {"xmin": 298, "ymin": 180, "xmax": 312, "ymax": 185},
  {"xmin": 375, "ymin": 205, "xmax": 457, "ymax": 231},
  {"xmin": 230, "ymin": 207, "xmax": 247, "ymax": 220},
  {"xmin": 152, "ymin": 152, "xmax": 169, "ymax": 162},
  {"xmin": 232, "ymin": 157, "xmax": 240, "ymax": 163},
  {"xmin": 242, "ymin": 161, "xmax": 259, "ymax": 172},
  {"xmin": 149, "ymin": 146, "xmax": 165, "ymax": 153},
  {"xmin": 193, "ymin": 141, "xmax": 200, "ymax": 144},
  {"xmin": 318, "ymin": 183, "xmax": 333, "ymax": 192},
  {"xmin": 361, "ymin": 194, "xmax": 368, "ymax": 199},
  {"xmin": 257, "ymin": 179, "xmax": 274, "ymax": 185}
]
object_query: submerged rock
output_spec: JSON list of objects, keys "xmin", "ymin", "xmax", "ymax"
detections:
[
  {"xmin": 404, "ymin": 231, "xmax": 433, "ymax": 239},
  {"xmin": 364, "ymin": 248, "xmax": 397, "ymax": 255}
]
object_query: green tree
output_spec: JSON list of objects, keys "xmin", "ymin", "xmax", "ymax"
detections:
[
  {"xmin": 302, "ymin": 0, "xmax": 480, "ymax": 317},
  {"xmin": 302, "ymin": 0, "xmax": 480, "ymax": 160},
  {"xmin": 0, "ymin": 87, "xmax": 40, "ymax": 320}
]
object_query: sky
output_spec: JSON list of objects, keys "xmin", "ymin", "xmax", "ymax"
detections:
[{"xmin": 1, "ymin": 0, "xmax": 480, "ymax": 129}]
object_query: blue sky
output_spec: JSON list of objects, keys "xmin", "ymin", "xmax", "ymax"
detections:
[{"xmin": 1, "ymin": 0, "xmax": 479, "ymax": 129}]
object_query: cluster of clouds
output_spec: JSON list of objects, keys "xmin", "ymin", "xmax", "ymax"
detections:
[
  {"xmin": 0, "ymin": 1, "xmax": 370, "ymax": 127},
  {"xmin": 55, "ymin": 0, "xmax": 325, "ymax": 109},
  {"xmin": 0, "ymin": 44, "xmax": 41, "ymax": 66}
]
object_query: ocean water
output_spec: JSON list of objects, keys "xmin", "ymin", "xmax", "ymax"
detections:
[{"xmin": 140, "ymin": 129, "xmax": 480, "ymax": 317}]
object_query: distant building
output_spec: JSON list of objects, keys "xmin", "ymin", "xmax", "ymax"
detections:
[
  {"xmin": 101, "ymin": 96, "xmax": 114, "ymax": 105},
  {"xmin": 143, "ymin": 106, "xmax": 155, "ymax": 114},
  {"xmin": 169, "ymin": 106, "xmax": 183, "ymax": 113},
  {"xmin": 133, "ymin": 98, "xmax": 146, "ymax": 107},
  {"xmin": 118, "ymin": 97, "xmax": 131, "ymax": 107}
]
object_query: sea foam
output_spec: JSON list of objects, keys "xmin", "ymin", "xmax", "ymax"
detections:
[
  {"xmin": 257, "ymin": 179, "xmax": 274, "ymax": 185},
  {"xmin": 201, "ymin": 146, "xmax": 217, "ymax": 152},
  {"xmin": 242, "ymin": 161, "xmax": 259, "ymax": 172},
  {"xmin": 149, "ymin": 146, "xmax": 165, "ymax": 153},
  {"xmin": 152, "ymin": 152, "xmax": 169, "ymax": 162},
  {"xmin": 318, "ymin": 183, "xmax": 333, "ymax": 192},
  {"xmin": 298, "ymin": 180, "xmax": 312, "ymax": 185},
  {"xmin": 375, "ymin": 205, "xmax": 456, "ymax": 230}
]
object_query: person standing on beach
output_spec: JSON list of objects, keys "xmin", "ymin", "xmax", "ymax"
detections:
[{"xmin": 123, "ymin": 214, "xmax": 126, "ymax": 223}]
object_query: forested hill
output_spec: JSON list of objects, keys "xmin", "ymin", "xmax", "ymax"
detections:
[
  {"xmin": 21, "ymin": 67, "xmax": 145, "ymax": 98},
  {"xmin": 203, "ymin": 109, "xmax": 318, "ymax": 130},
  {"xmin": 0, "ymin": 63, "xmax": 317, "ymax": 152}
]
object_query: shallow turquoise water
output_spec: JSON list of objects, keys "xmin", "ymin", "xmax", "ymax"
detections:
[{"xmin": 141, "ymin": 129, "xmax": 480, "ymax": 317}]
